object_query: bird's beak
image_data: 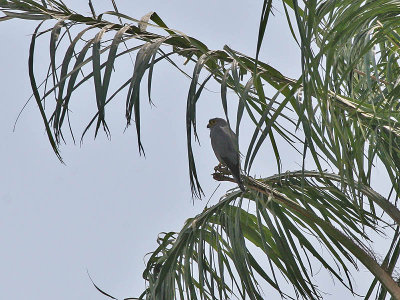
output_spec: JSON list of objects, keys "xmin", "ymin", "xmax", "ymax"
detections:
[{"xmin": 207, "ymin": 123, "xmax": 210, "ymax": 128}]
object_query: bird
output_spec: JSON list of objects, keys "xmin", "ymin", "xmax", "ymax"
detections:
[{"xmin": 207, "ymin": 117, "xmax": 245, "ymax": 192}]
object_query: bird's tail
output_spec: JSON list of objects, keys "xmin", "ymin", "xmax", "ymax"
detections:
[
  {"xmin": 236, "ymin": 176, "xmax": 245, "ymax": 192},
  {"xmin": 238, "ymin": 182, "xmax": 245, "ymax": 192},
  {"xmin": 228, "ymin": 164, "xmax": 245, "ymax": 192}
]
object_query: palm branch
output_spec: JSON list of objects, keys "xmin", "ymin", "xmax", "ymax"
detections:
[{"xmin": 2, "ymin": 0, "xmax": 400, "ymax": 298}]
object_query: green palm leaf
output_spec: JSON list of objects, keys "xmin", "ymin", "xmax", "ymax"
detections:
[
  {"xmin": 3, "ymin": 0, "xmax": 400, "ymax": 298},
  {"xmin": 142, "ymin": 170, "xmax": 400, "ymax": 299}
]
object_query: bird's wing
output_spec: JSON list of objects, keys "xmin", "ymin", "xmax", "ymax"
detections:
[
  {"xmin": 211, "ymin": 126, "xmax": 239, "ymax": 168},
  {"xmin": 210, "ymin": 125, "xmax": 243, "ymax": 187}
]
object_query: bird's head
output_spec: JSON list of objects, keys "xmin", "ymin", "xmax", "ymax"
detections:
[{"xmin": 207, "ymin": 118, "xmax": 227, "ymax": 129}]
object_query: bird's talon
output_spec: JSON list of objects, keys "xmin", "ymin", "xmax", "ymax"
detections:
[
  {"xmin": 214, "ymin": 163, "xmax": 222, "ymax": 172},
  {"xmin": 214, "ymin": 164, "xmax": 230, "ymax": 175}
]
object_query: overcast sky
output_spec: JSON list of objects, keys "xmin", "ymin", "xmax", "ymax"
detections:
[{"xmin": 0, "ymin": 1, "xmax": 390, "ymax": 299}]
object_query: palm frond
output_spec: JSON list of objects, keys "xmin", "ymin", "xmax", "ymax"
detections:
[
  {"xmin": 3, "ymin": 1, "xmax": 400, "ymax": 298},
  {"xmin": 142, "ymin": 170, "xmax": 400, "ymax": 299}
]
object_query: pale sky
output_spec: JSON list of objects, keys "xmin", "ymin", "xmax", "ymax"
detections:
[{"xmin": 0, "ymin": 1, "xmax": 388, "ymax": 299}]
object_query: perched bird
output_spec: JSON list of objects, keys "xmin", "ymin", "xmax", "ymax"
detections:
[{"xmin": 207, "ymin": 117, "xmax": 245, "ymax": 192}]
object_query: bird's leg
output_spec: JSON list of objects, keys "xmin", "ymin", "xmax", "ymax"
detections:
[
  {"xmin": 214, "ymin": 163, "xmax": 230, "ymax": 175},
  {"xmin": 214, "ymin": 162, "xmax": 223, "ymax": 171}
]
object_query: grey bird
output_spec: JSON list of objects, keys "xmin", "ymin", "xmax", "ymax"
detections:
[{"xmin": 207, "ymin": 118, "xmax": 245, "ymax": 192}]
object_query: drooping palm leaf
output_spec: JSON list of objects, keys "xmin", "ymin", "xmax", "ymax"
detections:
[
  {"xmin": 142, "ymin": 170, "xmax": 400, "ymax": 299},
  {"xmin": 3, "ymin": 0, "xmax": 400, "ymax": 298}
]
